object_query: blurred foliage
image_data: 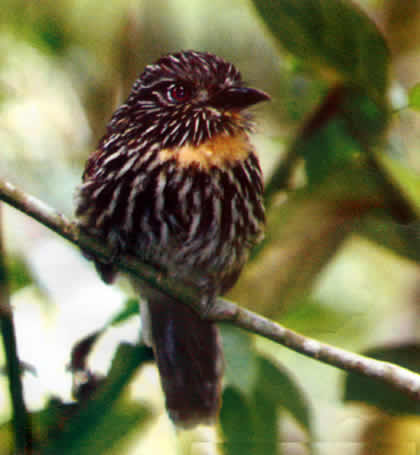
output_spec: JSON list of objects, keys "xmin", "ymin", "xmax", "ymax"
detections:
[{"xmin": 0, "ymin": 0, "xmax": 419, "ymax": 454}]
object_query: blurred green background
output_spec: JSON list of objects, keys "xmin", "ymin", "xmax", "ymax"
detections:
[{"xmin": 0, "ymin": 0, "xmax": 419, "ymax": 454}]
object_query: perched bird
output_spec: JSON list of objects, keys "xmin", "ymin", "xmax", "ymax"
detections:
[{"xmin": 76, "ymin": 50, "xmax": 269, "ymax": 428}]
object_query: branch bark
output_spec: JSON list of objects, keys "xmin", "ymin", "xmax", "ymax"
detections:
[{"xmin": 1, "ymin": 178, "xmax": 420, "ymax": 400}]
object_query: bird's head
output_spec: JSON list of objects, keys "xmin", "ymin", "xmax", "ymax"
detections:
[{"xmin": 113, "ymin": 50, "xmax": 270, "ymax": 150}]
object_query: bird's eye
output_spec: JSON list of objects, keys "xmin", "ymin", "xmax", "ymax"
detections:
[{"xmin": 168, "ymin": 83, "xmax": 191, "ymax": 103}]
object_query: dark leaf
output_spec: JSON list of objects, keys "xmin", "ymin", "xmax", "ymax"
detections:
[{"xmin": 220, "ymin": 387, "xmax": 264, "ymax": 455}]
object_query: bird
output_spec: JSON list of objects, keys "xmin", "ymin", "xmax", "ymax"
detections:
[{"xmin": 75, "ymin": 50, "xmax": 269, "ymax": 428}]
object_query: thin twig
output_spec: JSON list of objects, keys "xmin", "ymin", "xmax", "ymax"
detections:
[
  {"xmin": 0, "ymin": 178, "xmax": 420, "ymax": 399},
  {"xmin": 0, "ymin": 204, "xmax": 33, "ymax": 453},
  {"xmin": 211, "ymin": 299, "xmax": 420, "ymax": 399}
]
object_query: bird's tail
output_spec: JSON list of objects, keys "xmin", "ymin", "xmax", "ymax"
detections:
[{"xmin": 141, "ymin": 291, "xmax": 224, "ymax": 428}]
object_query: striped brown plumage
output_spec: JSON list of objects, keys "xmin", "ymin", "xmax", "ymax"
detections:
[{"xmin": 76, "ymin": 50, "xmax": 269, "ymax": 427}]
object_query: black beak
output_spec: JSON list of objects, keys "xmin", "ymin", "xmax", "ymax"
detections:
[{"xmin": 210, "ymin": 86, "xmax": 270, "ymax": 111}]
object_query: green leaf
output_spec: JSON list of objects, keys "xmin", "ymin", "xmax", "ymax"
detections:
[
  {"xmin": 344, "ymin": 343, "xmax": 420, "ymax": 415},
  {"xmin": 251, "ymin": 389, "xmax": 278, "ymax": 455},
  {"xmin": 252, "ymin": 0, "xmax": 390, "ymax": 97},
  {"xmin": 256, "ymin": 356, "xmax": 312, "ymax": 435},
  {"xmin": 64, "ymin": 400, "xmax": 149, "ymax": 455},
  {"xmin": 220, "ymin": 356, "xmax": 312, "ymax": 454},
  {"xmin": 220, "ymin": 386, "xmax": 278, "ymax": 455},
  {"xmin": 408, "ymin": 83, "xmax": 420, "ymax": 111},
  {"xmin": 220, "ymin": 325, "xmax": 259, "ymax": 396},
  {"xmin": 220, "ymin": 387, "xmax": 256, "ymax": 455}
]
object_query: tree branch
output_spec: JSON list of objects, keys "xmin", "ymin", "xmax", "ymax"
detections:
[
  {"xmin": 1, "ymin": 178, "xmax": 420, "ymax": 400},
  {"xmin": 0, "ymin": 205, "xmax": 33, "ymax": 452}
]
